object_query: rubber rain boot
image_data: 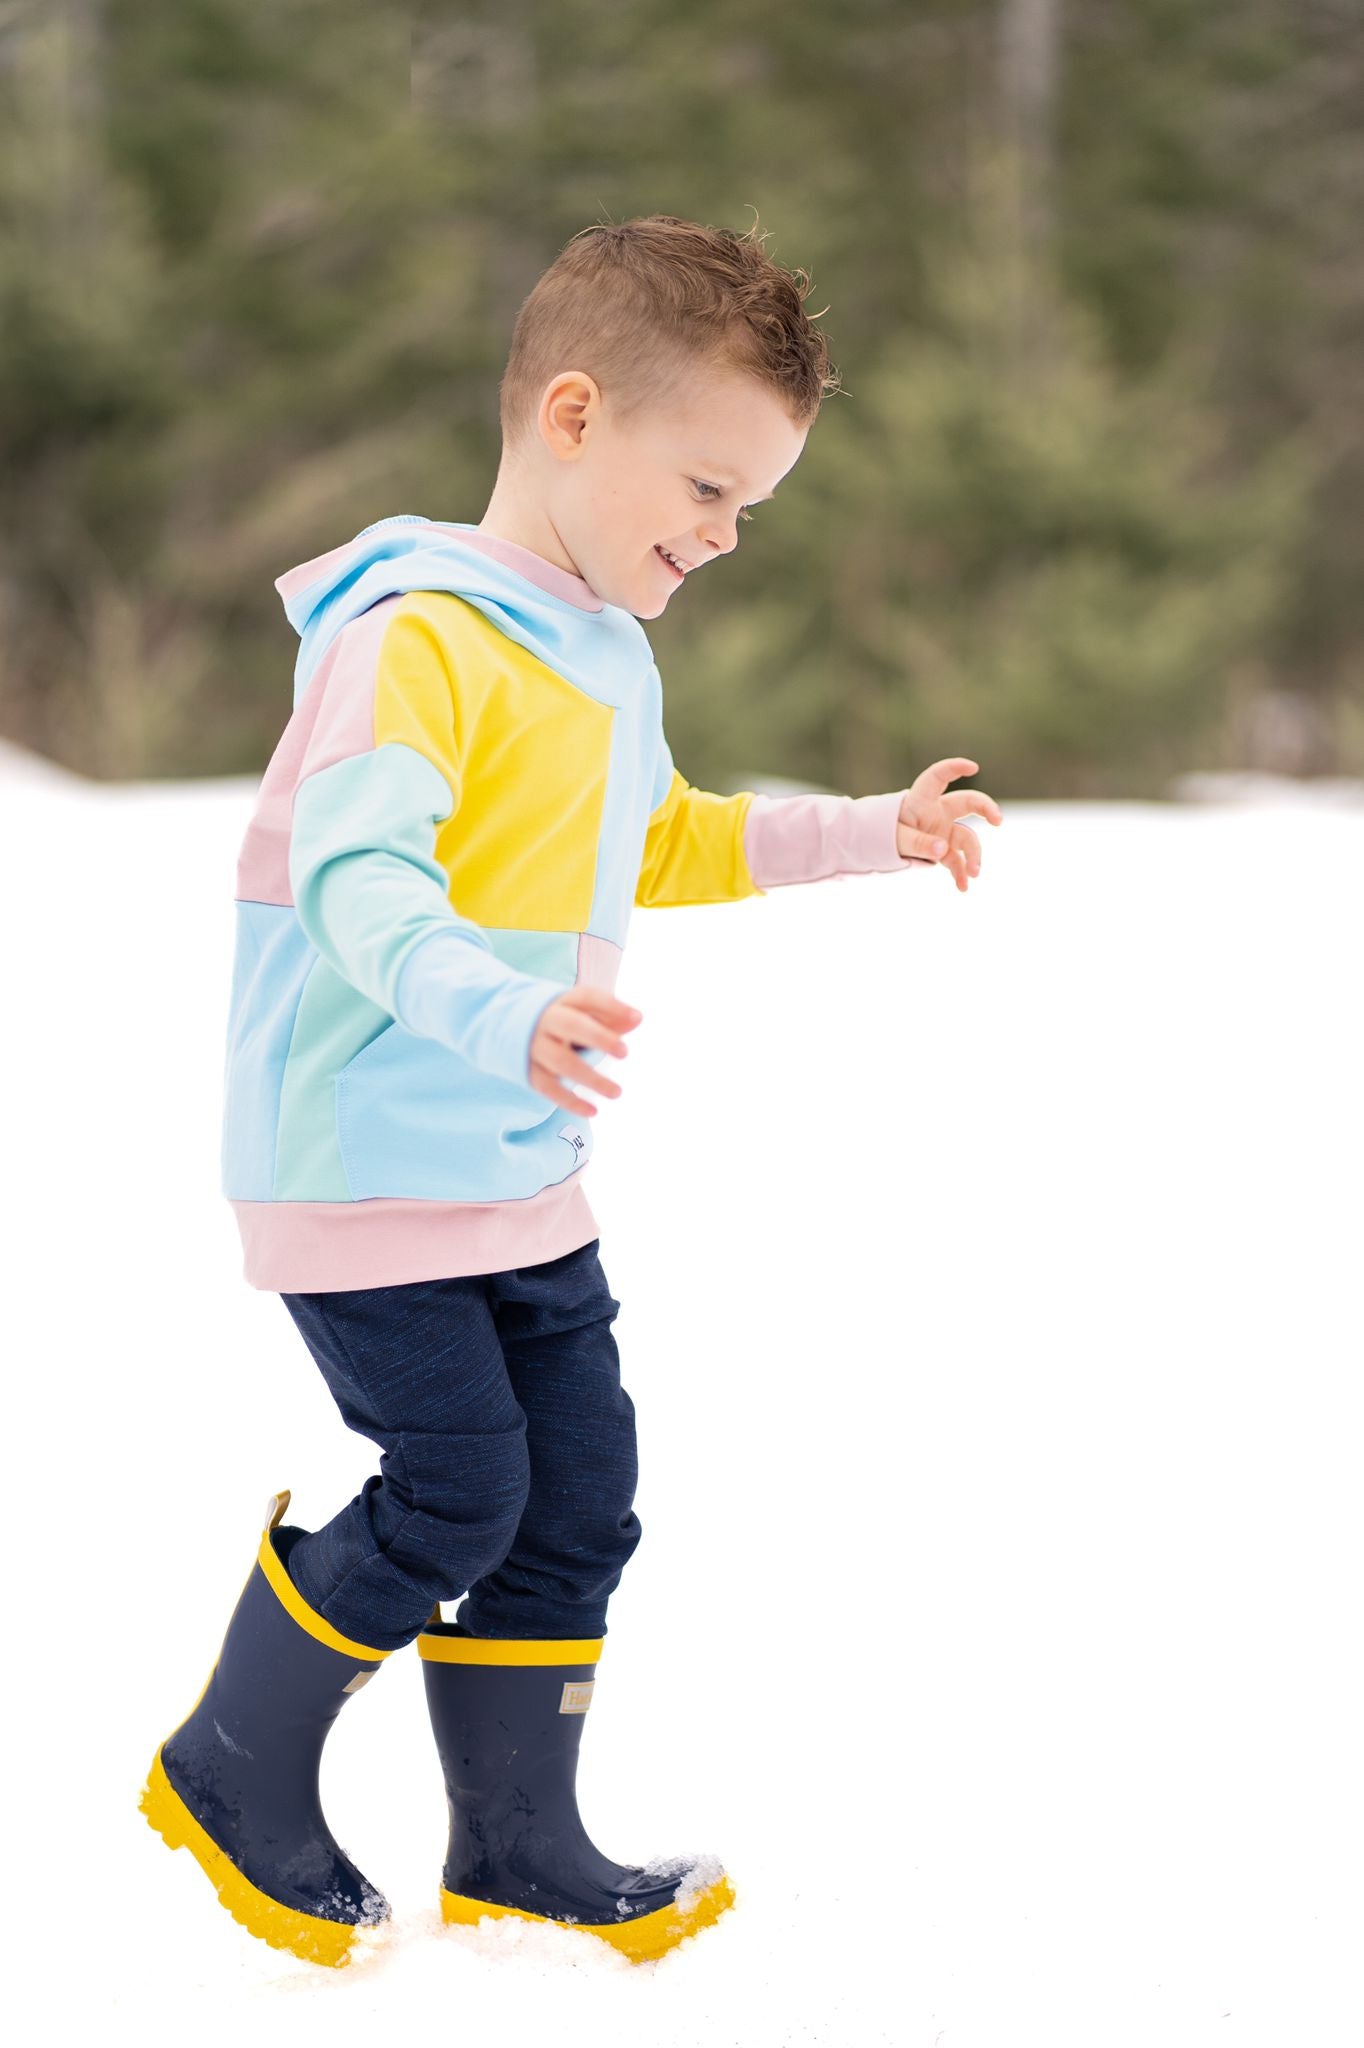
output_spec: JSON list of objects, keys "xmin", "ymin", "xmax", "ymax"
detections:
[
  {"xmin": 139, "ymin": 1489, "xmax": 393, "ymax": 1968},
  {"xmin": 419, "ymin": 1623, "xmax": 736, "ymax": 1962}
]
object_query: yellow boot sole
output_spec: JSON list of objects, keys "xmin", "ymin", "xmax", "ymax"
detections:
[
  {"xmin": 440, "ymin": 1870, "xmax": 737, "ymax": 1962},
  {"xmin": 139, "ymin": 1745, "xmax": 372, "ymax": 1969}
]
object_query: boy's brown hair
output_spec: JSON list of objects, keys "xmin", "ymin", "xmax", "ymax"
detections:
[{"xmin": 497, "ymin": 211, "xmax": 841, "ymax": 456}]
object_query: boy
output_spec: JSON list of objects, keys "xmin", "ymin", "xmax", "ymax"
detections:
[{"xmin": 140, "ymin": 213, "xmax": 1002, "ymax": 1969}]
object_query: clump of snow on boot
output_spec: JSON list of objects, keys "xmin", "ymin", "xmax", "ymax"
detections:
[{"xmin": 631, "ymin": 1851, "xmax": 727, "ymax": 1916}]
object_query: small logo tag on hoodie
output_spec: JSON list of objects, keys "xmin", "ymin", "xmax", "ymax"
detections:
[
  {"xmin": 558, "ymin": 1125, "xmax": 587, "ymax": 1159},
  {"xmin": 559, "ymin": 1680, "xmax": 594, "ymax": 1715}
]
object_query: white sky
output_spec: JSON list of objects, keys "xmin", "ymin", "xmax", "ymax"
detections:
[{"xmin": 3, "ymin": 740, "xmax": 1361, "ymax": 2046}]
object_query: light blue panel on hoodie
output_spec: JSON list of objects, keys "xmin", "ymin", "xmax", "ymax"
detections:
[
  {"xmin": 334, "ymin": 1021, "xmax": 593, "ymax": 1202},
  {"xmin": 339, "ymin": 920, "xmax": 593, "ymax": 1199},
  {"xmin": 592, "ymin": 658, "xmax": 666, "ymax": 942},
  {"xmin": 221, "ymin": 903, "xmax": 316, "ymax": 1200}
]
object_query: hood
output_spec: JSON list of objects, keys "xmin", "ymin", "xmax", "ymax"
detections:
[{"xmin": 274, "ymin": 514, "xmax": 652, "ymax": 710}]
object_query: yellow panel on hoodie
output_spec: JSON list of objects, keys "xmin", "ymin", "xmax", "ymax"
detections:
[{"xmin": 373, "ymin": 591, "xmax": 612, "ymax": 933}]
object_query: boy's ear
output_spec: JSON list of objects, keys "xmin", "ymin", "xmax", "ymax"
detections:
[{"xmin": 540, "ymin": 371, "xmax": 601, "ymax": 457}]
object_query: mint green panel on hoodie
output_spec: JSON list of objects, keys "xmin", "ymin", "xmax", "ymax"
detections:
[{"xmin": 273, "ymin": 959, "xmax": 391, "ymax": 1201}]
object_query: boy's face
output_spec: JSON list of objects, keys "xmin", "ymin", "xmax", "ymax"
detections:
[{"xmin": 535, "ymin": 362, "xmax": 809, "ymax": 618}]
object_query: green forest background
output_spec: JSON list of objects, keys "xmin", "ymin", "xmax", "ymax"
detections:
[{"xmin": 2, "ymin": 0, "xmax": 1360, "ymax": 799}]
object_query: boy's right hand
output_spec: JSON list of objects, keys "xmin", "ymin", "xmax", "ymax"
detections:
[{"xmin": 528, "ymin": 986, "xmax": 643, "ymax": 1118}]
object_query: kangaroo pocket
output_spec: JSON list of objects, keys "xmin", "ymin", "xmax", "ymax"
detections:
[{"xmin": 334, "ymin": 1021, "xmax": 592, "ymax": 1202}]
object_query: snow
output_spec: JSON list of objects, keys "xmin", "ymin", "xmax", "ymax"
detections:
[{"xmin": 4, "ymin": 739, "xmax": 1361, "ymax": 2046}]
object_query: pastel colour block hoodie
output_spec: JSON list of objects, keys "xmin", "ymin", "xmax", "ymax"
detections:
[{"xmin": 223, "ymin": 515, "xmax": 921, "ymax": 1291}]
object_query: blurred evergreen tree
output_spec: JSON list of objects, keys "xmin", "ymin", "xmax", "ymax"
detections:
[
  {"xmin": 682, "ymin": 154, "xmax": 1310, "ymax": 800},
  {"xmin": 0, "ymin": 0, "xmax": 1357, "ymax": 789}
]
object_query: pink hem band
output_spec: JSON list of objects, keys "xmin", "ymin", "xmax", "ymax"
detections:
[{"xmin": 230, "ymin": 1178, "xmax": 600, "ymax": 1292}]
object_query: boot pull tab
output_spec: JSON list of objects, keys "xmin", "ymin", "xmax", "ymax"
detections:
[{"xmin": 263, "ymin": 1488, "xmax": 292, "ymax": 1533}]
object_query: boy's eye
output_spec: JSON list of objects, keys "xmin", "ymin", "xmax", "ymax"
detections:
[{"xmin": 691, "ymin": 480, "xmax": 754, "ymax": 523}]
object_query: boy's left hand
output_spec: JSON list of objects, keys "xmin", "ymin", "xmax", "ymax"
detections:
[{"xmin": 895, "ymin": 757, "xmax": 1003, "ymax": 891}]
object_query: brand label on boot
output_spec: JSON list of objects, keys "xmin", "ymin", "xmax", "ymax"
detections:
[{"xmin": 559, "ymin": 1680, "xmax": 595, "ymax": 1714}]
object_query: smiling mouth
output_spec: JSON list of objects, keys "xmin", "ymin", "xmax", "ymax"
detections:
[{"xmin": 653, "ymin": 545, "xmax": 687, "ymax": 581}]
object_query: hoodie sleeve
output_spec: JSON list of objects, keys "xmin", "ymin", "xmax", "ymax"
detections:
[
  {"xmin": 635, "ymin": 729, "xmax": 920, "ymax": 906},
  {"xmin": 287, "ymin": 600, "xmax": 566, "ymax": 1093}
]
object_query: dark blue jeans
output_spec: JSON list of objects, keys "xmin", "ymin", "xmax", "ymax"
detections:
[{"xmin": 278, "ymin": 1239, "xmax": 642, "ymax": 1652}]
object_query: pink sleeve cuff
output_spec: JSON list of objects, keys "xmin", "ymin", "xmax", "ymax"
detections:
[{"xmin": 742, "ymin": 787, "xmax": 922, "ymax": 890}]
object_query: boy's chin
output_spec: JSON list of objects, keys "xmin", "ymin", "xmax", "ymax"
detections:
[
  {"xmin": 636, "ymin": 574, "xmax": 678, "ymax": 619},
  {"xmin": 616, "ymin": 585, "xmax": 671, "ymax": 621},
  {"xmin": 596, "ymin": 555, "xmax": 678, "ymax": 619}
]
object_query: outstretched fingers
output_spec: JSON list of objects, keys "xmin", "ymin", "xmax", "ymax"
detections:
[
  {"xmin": 913, "ymin": 758, "xmax": 1004, "ymax": 829},
  {"xmin": 946, "ymin": 822, "xmax": 982, "ymax": 889},
  {"xmin": 943, "ymin": 787, "xmax": 1003, "ymax": 827}
]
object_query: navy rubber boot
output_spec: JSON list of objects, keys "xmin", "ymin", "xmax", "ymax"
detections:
[
  {"xmin": 139, "ymin": 1490, "xmax": 393, "ymax": 1968},
  {"xmin": 419, "ymin": 1623, "xmax": 736, "ymax": 1961}
]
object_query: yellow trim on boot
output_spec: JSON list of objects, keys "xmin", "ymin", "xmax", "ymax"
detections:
[
  {"xmin": 439, "ymin": 1872, "xmax": 736, "ymax": 1962},
  {"xmin": 417, "ymin": 1632, "xmax": 604, "ymax": 1666},
  {"xmin": 139, "ymin": 1746, "xmax": 379, "ymax": 1968},
  {"xmin": 255, "ymin": 1528, "xmax": 393, "ymax": 1662}
]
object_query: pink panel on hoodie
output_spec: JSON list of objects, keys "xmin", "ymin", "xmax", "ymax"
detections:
[
  {"xmin": 741, "ymin": 786, "xmax": 920, "ymax": 889},
  {"xmin": 293, "ymin": 601, "xmax": 395, "ymax": 786},
  {"xmin": 577, "ymin": 931, "xmax": 621, "ymax": 991},
  {"xmin": 235, "ymin": 600, "xmax": 399, "ymax": 906},
  {"xmin": 275, "ymin": 535, "xmax": 379, "ymax": 605}
]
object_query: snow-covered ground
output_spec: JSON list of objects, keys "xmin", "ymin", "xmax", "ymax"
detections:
[{"xmin": 5, "ymin": 738, "xmax": 1361, "ymax": 2046}]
